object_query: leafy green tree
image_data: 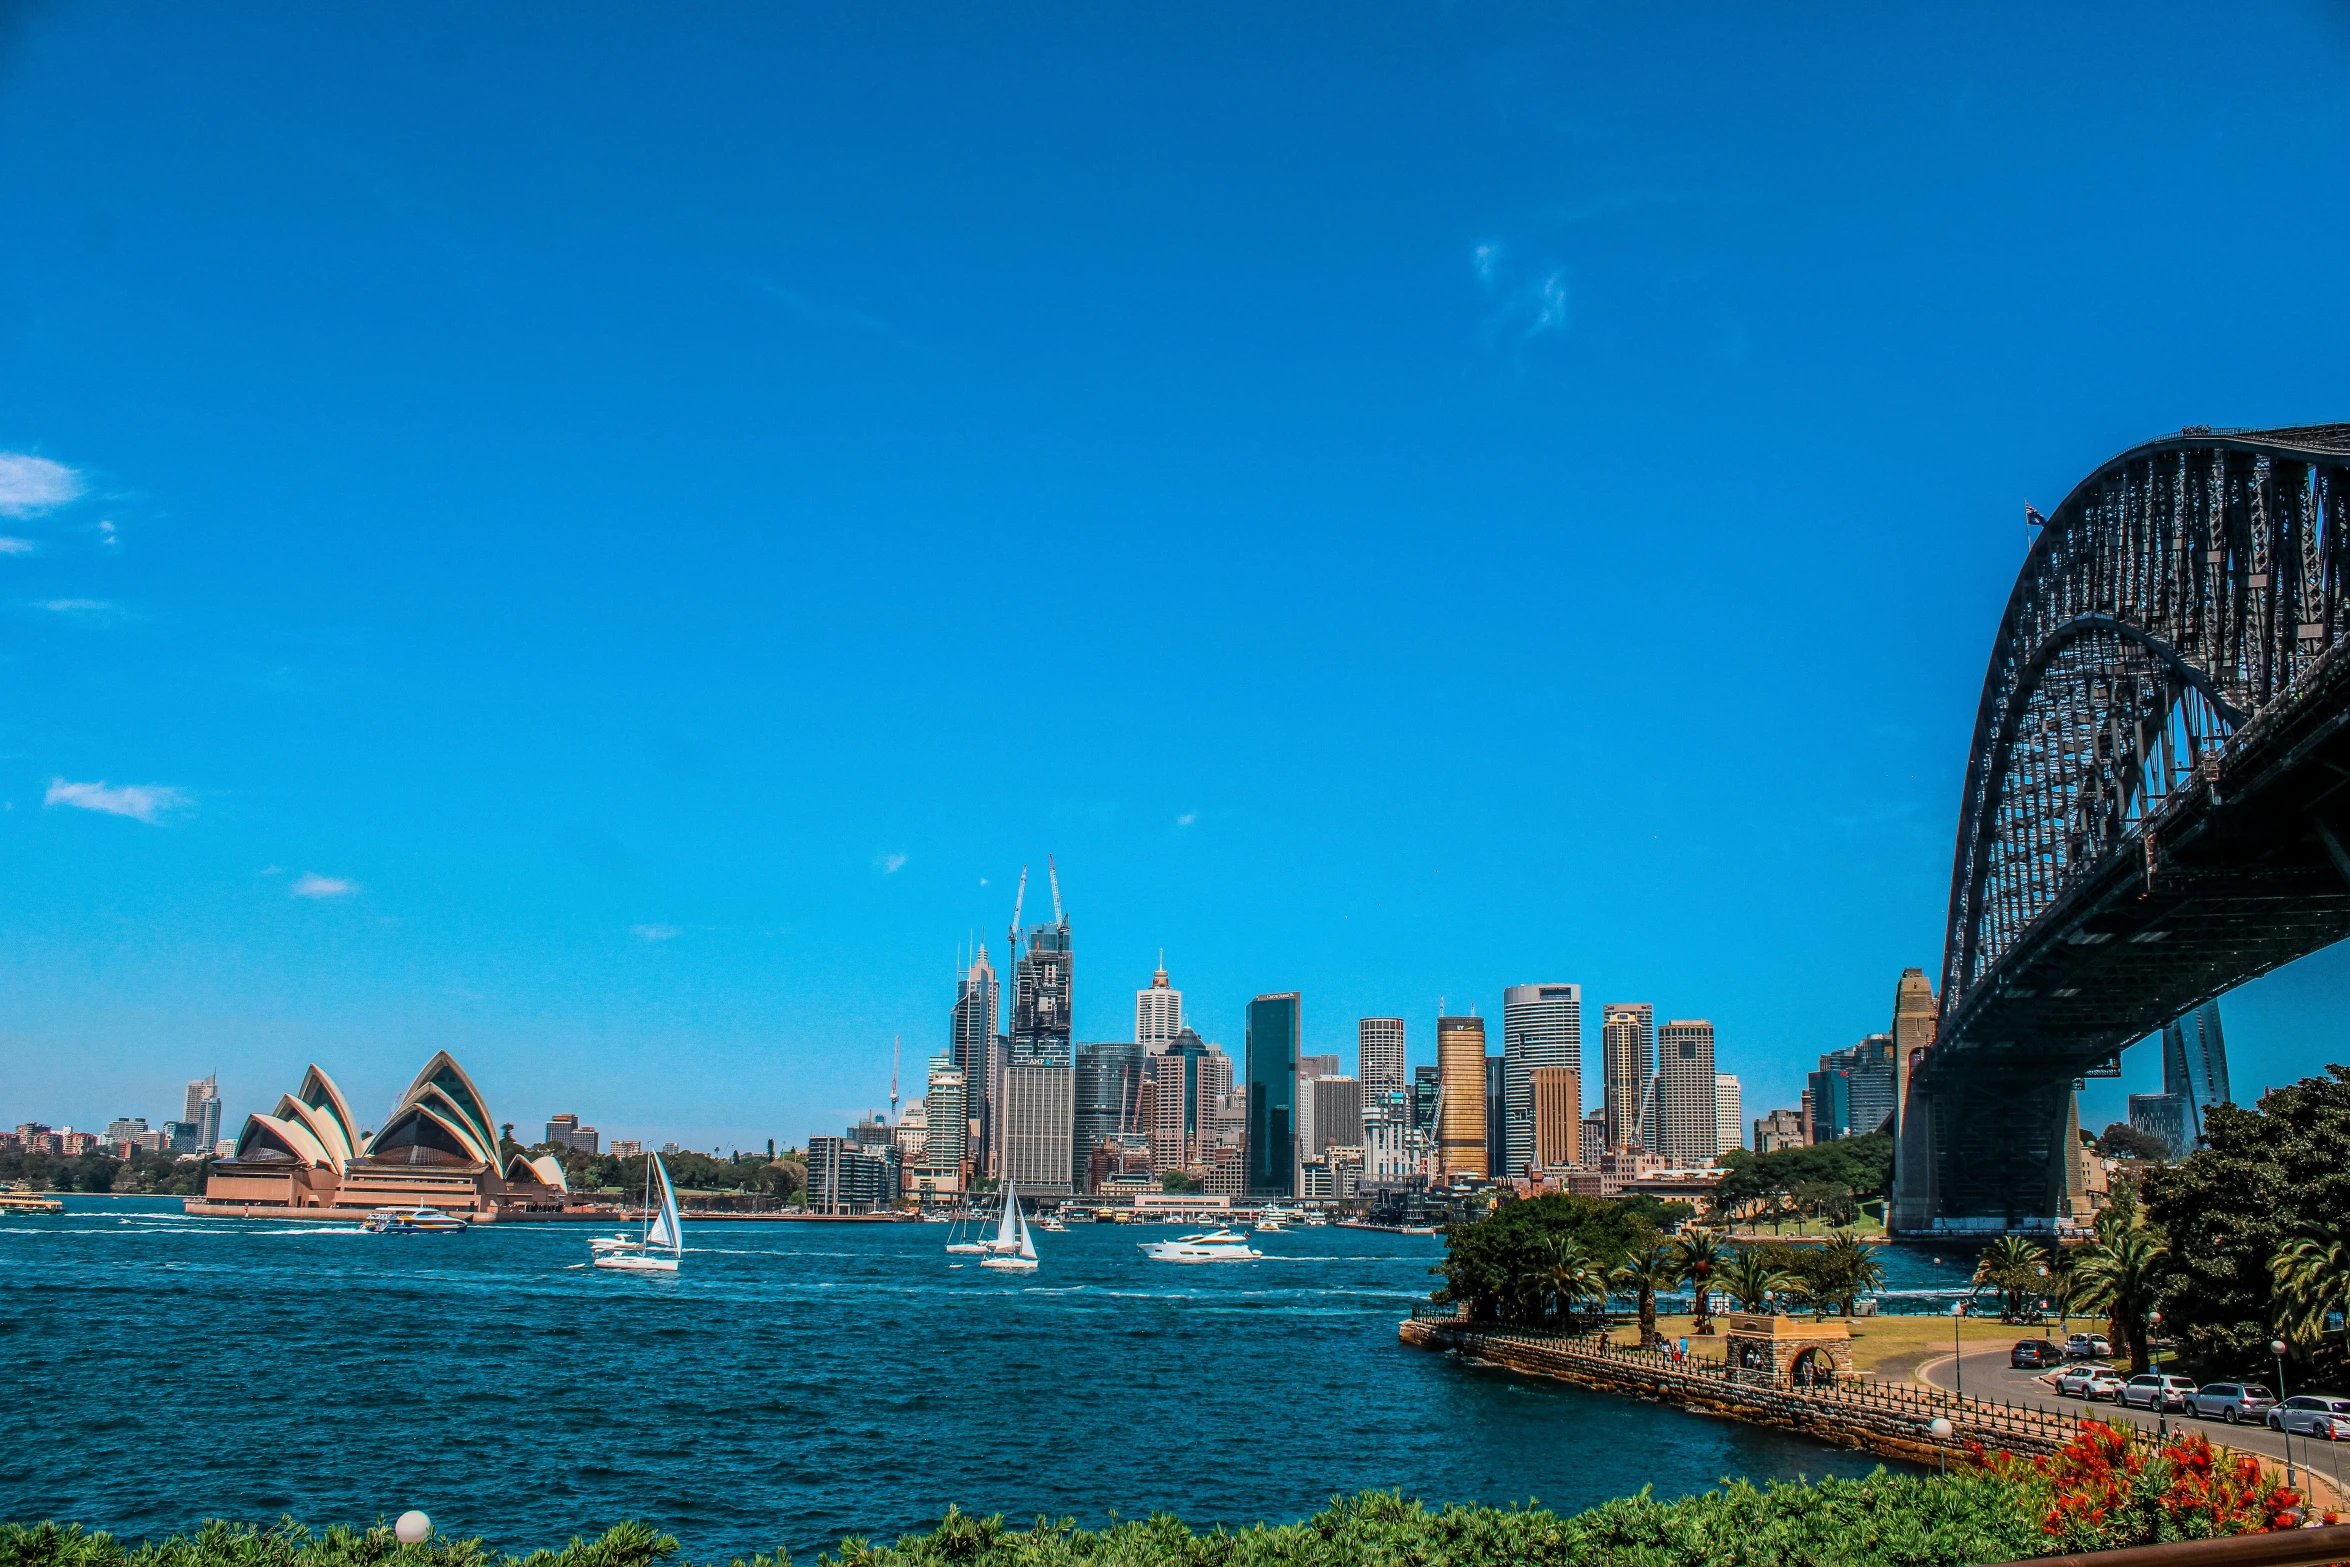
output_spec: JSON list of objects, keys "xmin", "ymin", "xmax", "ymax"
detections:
[
  {"xmin": 1158, "ymin": 1170, "xmax": 1200, "ymax": 1193},
  {"xmin": 1538, "ymin": 1236, "xmax": 1610, "ymax": 1326},
  {"xmin": 1718, "ymin": 1248, "xmax": 1795, "ymax": 1311},
  {"xmin": 1814, "ymin": 1228, "xmax": 1887, "ymax": 1316},
  {"xmin": 2141, "ymin": 1065, "xmax": 2350, "ymax": 1381},
  {"xmin": 2095, "ymin": 1122, "xmax": 2172, "ymax": 1162},
  {"xmin": 1610, "ymin": 1245, "xmax": 1678, "ymax": 1348},
  {"xmin": 1710, "ymin": 1132, "xmax": 1893, "ymax": 1222},
  {"xmin": 1433, "ymin": 1193, "xmax": 1662, "ymax": 1325}
]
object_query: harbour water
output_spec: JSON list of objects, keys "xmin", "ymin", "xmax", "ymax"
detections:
[{"xmin": 0, "ymin": 1200, "xmax": 1964, "ymax": 1559}]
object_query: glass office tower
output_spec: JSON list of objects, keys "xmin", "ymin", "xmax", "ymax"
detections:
[{"xmin": 1245, "ymin": 993, "xmax": 1300, "ymax": 1196}]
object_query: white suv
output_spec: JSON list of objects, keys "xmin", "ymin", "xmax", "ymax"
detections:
[
  {"xmin": 2059, "ymin": 1364, "xmax": 2126, "ymax": 1401},
  {"xmin": 2188, "ymin": 1383, "xmax": 2276, "ymax": 1424},
  {"xmin": 2118, "ymin": 1373, "xmax": 2198, "ymax": 1412},
  {"xmin": 2268, "ymin": 1395, "xmax": 2350, "ymax": 1439}
]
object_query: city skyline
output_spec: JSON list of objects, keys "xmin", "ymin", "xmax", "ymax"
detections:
[{"xmin": 8, "ymin": 7, "xmax": 2350, "ymax": 1151}]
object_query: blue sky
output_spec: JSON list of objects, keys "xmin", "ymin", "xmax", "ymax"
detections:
[{"xmin": 5, "ymin": 3, "xmax": 2349, "ymax": 1149}]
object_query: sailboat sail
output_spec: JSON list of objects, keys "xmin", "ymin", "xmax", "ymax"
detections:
[
  {"xmin": 644, "ymin": 1155, "xmax": 682, "ymax": 1252},
  {"xmin": 1016, "ymin": 1203, "xmax": 1037, "ymax": 1261},
  {"xmin": 991, "ymin": 1183, "xmax": 1021, "ymax": 1250}
]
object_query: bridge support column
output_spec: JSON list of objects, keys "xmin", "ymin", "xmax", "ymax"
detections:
[{"xmin": 1902, "ymin": 1070, "xmax": 2075, "ymax": 1235}]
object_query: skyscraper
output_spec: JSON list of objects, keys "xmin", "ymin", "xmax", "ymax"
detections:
[
  {"xmin": 2132, "ymin": 1001, "xmax": 2233, "ymax": 1159},
  {"xmin": 1530, "ymin": 1066, "xmax": 1580, "ymax": 1169},
  {"xmin": 1410, "ymin": 1065, "xmax": 1441, "ymax": 1134},
  {"xmin": 1074, "ymin": 1040, "xmax": 1147, "ymax": 1190},
  {"xmin": 185, "ymin": 1074, "xmax": 222, "ymax": 1151},
  {"xmin": 1436, "ymin": 1014, "xmax": 1487, "ymax": 1179},
  {"xmin": 952, "ymin": 949, "xmax": 999, "ymax": 1167},
  {"xmin": 1013, "ymin": 920, "xmax": 1074, "ymax": 1067},
  {"xmin": 1601, "ymin": 1004, "xmax": 1654, "ymax": 1153},
  {"xmin": 1245, "ymin": 993, "xmax": 1300, "ymax": 1197},
  {"xmin": 1485, "ymin": 1053, "xmax": 1505, "ymax": 1177},
  {"xmin": 1807, "ymin": 1035, "xmax": 1896, "ymax": 1141},
  {"xmin": 1502, "ymin": 984, "xmax": 1580, "ymax": 1180},
  {"xmin": 925, "ymin": 1056, "xmax": 968, "ymax": 1178},
  {"xmin": 1002, "ymin": 1064, "xmax": 1074, "ymax": 1196},
  {"xmin": 1653, "ymin": 1020, "xmax": 1718, "ymax": 1165},
  {"xmin": 1358, "ymin": 1018, "xmax": 1405, "ymax": 1102},
  {"xmin": 1136, "ymin": 958, "xmax": 1182, "ymax": 1053},
  {"xmin": 1714, "ymin": 1074, "xmax": 1742, "ymax": 1157}
]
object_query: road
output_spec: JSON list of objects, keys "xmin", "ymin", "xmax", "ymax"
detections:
[{"xmin": 1915, "ymin": 1338, "xmax": 2349, "ymax": 1501}]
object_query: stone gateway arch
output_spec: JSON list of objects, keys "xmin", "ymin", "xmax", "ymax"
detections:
[{"xmin": 1892, "ymin": 425, "xmax": 2350, "ymax": 1234}]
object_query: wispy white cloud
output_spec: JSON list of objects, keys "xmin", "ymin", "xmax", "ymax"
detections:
[
  {"xmin": 631, "ymin": 923, "xmax": 680, "ymax": 942},
  {"xmin": 35, "ymin": 598, "xmax": 110, "ymax": 614},
  {"xmin": 1532, "ymin": 270, "xmax": 1569, "ymax": 333},
  {"xmin": 96, "ymin": 521, "xmax": 117, "ymax": 548},
  {"xmin": 0, "ymin": 454, "xmax": 84, "ymax": 517},
  {"xmin": 875, "ymin": 851, "xmax": 908, "ymax": 874},
  {"xmin": 45, "ymin": 778, "xmax": 187, "ymax": 823},
  {"xmin": 1472, "ymin": 243, "xmax": 1571, "ymax": 343},
  {"xmin": 1176, "ymin": 812, "xmax": 1197, "ymax": 827},
  {"xmin": 290, "ymin": 873, "xmax": 357, "ymax": 898},
  {"xmin": 1472, "ymin": 242, "xmax": 1502, "ymax": 283},
  {"xmin": 0, "ymin": 538, "xmax": 35, "ymax": 555}
]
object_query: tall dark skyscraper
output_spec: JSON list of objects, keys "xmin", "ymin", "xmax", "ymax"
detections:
[
  {"xmin": 1484, "ymin": 1053, "xmax": 1506, "ymax": 1177},
  {"xmin": 1074, "ymin": 1040, "xmax": 1146, "ymax": 1191},
  {"xmin": 1245, "ymin": 993, "xmax": 1300, "ymax": 1197},
  {"xmin": 951, "ymin": 948, "xmax": 998, "ymax": 1165},
  {"xmin": 2131, "ymin": 1000, "xmax": 2233, "ymax": 1159},
  {"xmin": 1012, "ymin": 921, "xmax": 1074, "ymax": 1067}
]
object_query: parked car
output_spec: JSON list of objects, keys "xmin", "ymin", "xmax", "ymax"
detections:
[
  {"xmin": 2118, "ymin": 1373, "xmax": 2199, "ymax": 1412},
  {"xmin": 2187, "ymin": 1383, "xmax": 2276, "ymax": 1424},
  {"xmin": 2012, "ymin": 1340, "xmax": 2063, "ymax": 1369},
  {"xmin": 2058, "ymin": 1364, "xmax": 2126, "ymax": 1401},
  {"xmin": 2267, "ymin": 1395, "xmax": 2350, "ymax": 1439},
  {"xmin": 2065, "ymin": 1332, "xmax": 2114, "ymax": 1360}
]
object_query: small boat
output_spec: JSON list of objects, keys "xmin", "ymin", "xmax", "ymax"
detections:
[
  {"xmin": 1253, "ymin": 1207, "xmax": 1291, "ymax": 1233},
  {"xmin": 594, "ymin": 1155, "xmax": 682, "ymax": 1274},
  {"xmin": 979, "ymin": 1189, "xmax": 1039, "ymax": 1272},
  {"xmin": 588, "ymin": 1233, "xmax": 643, "ymax": 1253},
  {"xmin": 365, "ymin": 1207, "xmax": 469, "ymax": 1234},
  {"xmin": 1036, "ymin": 1212, "xmax": 1068, "ymax": 1233},
  {"xmin": 1140, "ymin": 1228, "xmax": 1263, "ymax": 1263}
]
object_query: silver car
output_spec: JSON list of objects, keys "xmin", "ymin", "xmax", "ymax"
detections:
[
  {"xmin": 2118, "ymin": 1373, "xmax": 2198, "ymax": 1412},
  {"xmin": 2188, "ymin": 1382, "xmax": 2276, "ymax": 1424},
  {"xmin": 2267, "ymin": 1395, "xmax": 2350, "ymax": 1439},
  {"xmin": 2058, "ymin": 1363, "xmax": 2126, "ymax": 1400}
]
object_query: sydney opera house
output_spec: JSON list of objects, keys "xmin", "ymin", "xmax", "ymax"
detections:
[{"xmin": 188, "ymin": 1050, "xmax": 573, "ymax": 1221}]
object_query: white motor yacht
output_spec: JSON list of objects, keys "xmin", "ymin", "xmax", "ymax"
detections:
[{"xmin": 1139, "ymin": 1228, "xmax": 1263, "ymax": 1263}]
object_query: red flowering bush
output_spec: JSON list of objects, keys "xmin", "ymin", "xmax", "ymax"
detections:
[{"xmin": 1969, "ymin": 1420, "xmax": 2326, "ymax": 1552}]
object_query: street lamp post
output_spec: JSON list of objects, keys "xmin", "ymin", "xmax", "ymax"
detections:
[
  {"xmin": 2149, "ymin": 1311, "xmax": 2165, "ymax": 1438},
  {"xmin": 1951, "ymin": 1301, "xmax": 1965, "ymax": 1403},
  {"xmin": 2272, "ymin": 1338, "xmax": 2297, "ymax": 1491},
  {"xmin": 2038, "ymin": 1265, "xmax": 2051, "ymax": 1339},
  {"xmin": 1929, "ymin": 1416, "xmax": 1953, "ymax": 1478}
]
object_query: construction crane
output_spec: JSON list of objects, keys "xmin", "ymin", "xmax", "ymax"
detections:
[
  {"xmin": 1008, "ymin": 864, "xmax": 1027, "ymax": 948},
  {"xmin": 1048, "ymin": 854, "xmax": 1065, "ymax": 927}
]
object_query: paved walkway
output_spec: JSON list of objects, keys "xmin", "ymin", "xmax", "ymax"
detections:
[{"xmin": 1913, "ymin": 1340, "xmax": 2349, "ymax": 1505}]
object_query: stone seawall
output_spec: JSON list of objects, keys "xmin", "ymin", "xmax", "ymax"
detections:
[{"xmin": 1400, "ymin": 1318, "xmax": 2070, "ymax": 1468}]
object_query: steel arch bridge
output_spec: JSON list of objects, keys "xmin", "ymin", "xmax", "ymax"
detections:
[{"xmin": 1891, "ymin": 423, "xmax": 2350, "ymax": 1234}]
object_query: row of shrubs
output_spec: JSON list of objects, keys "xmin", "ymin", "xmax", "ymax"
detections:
[{"xmin": 0, "ymin": 1425, "xmax": 2327, "ymax": 1567}]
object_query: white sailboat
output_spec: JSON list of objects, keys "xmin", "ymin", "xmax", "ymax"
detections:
[
  {"xmin": 979, "ymin": 1186, "xmax": 1038, "ymax": 1272},
  {"xmin": 944, "ymin": 1192, "xmax": 997, "ymax": 1255},
  {"xmin": 594, "ymin": 1154, "xmax": 682, "ymax": 1273}
]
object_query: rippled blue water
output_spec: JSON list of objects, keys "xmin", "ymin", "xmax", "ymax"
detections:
[{"xmin": 0, "ymin": 1200, "xmax": 1958, "ymax": 1559}]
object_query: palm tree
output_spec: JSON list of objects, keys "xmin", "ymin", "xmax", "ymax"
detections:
[
  {"xmin": 2269, "ymin": 1220, "xmax": 2350, "ymax": 1349},
  {"xmin": 1817, "ymin": 1228, "xmax": 1886, "ymax": 1317},
  {"xmin": 1671, "ymin": 1230, "xmax": 1730, "ymax": 1333},
  {"xmin": 1718, "ymin": 1248, "xmax": 1795, "ymax": 1312},
  {"xmin": 2072, "ymin": 1220, "xmax": 2170, "ymax": 1374},
  {"xmin": 1612, "ymin": 1245, "xmax": 1678, "ymax": 1349},
  {"xmin": 1973, "ymin": 1234, "xmax": 2051, "ymax": 1322},
  {"xmin": 1540, "ymin": 1237, "xmax": 1609, "ymax": 1327}
]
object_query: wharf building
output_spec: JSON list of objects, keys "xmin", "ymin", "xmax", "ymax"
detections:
[
  {"xmin": 1501, "ymin": 983, "xmax": 1579, "ymax": 1179},
  {"xmin": 1601, "ymin": 1003, "xmax": 1654, "ymax": 1153},
  {"xmin": 1245, "ymin": 993, "xmax": 1301, "ymax": 1197},
  {"xmin": 193, "ymin": 1051, "xmax": 569, "ymax": 1220},
  {"xmin": 1652, "ymin": 1020, "xmax": 1718, "ymax": 1164},
  {"xmin": 1436, "ymin": 1014, "xmax": 1487, "ymax": 1179},
  {"xmin": 1358, "ymin": 1018, "xmax": 1405, "ymax": 1103}
]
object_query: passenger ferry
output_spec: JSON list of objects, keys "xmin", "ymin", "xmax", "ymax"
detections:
[
  {"xmin": 364, "ymin": 1206, "xmax": 470, "ymax": 1234},
  {"xmin": 0, "ymin": 1190, "xmax": 66, "ymax": 1215}
]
